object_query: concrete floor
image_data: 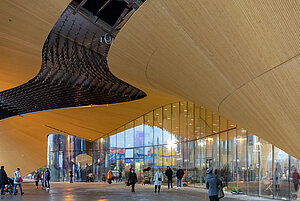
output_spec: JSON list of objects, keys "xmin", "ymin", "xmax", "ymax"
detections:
[{"xmin": 0, "ymin": 182, "xmax": 282, "ymax": 201}]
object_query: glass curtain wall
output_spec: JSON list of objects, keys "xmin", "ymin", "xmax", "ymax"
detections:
[{"xmin": 48, "ymin": 101, "xmax": 300, "ymax": 200}]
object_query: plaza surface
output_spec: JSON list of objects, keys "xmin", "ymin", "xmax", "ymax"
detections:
[{"xmin": 0, "ymin": 182, "xmax": 282, "ymax": 201}]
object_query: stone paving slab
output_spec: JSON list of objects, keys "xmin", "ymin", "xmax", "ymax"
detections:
[{"xmin": 0, "ymin": 182, "xmax": 283, "ymax": 201}]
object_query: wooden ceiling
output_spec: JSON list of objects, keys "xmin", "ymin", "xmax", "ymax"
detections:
[
  {"xmin": 0, "ymin": 0, "xmax": 177, "ymax": 175},
  {"xmin": 108, "ymin": 0, "xmax": 300, "ymax": 159}
]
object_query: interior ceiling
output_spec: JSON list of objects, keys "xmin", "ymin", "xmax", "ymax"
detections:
[
  {"xmin": 108, "ymin": 0, "xmax": 300, "ymax": 159},
  {"xmin": 0, "ymin": 0, "xmax": 177, "ymax": 175}
]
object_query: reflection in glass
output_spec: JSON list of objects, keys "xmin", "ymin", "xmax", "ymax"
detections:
[{"xmin": 47, "ymin": 101, "xmax": 299, "ymax": 201}]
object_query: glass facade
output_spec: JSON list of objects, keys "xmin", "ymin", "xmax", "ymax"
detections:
[{"xmin": 48, "ymin": 101, "xmax": 300, "ymax": 200}]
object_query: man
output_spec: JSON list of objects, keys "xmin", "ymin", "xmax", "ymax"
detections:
[
  {"xmin": 165, "ymin": 166, "xmax": 173, "ymax": 189},
  {"xmin": 45, "ymin": 168, "xmax": 51, "ymax": 191},
  {"xmin": 34, "ymin": 170, "xmax": 40, "ymax": 189},
  {"xmin": 176, "ymin": 166, "xmax": 184, "ymax": 189},
  {"xmin": 0, "ymin": 166, "xmax": 8, "ymax": 195}
]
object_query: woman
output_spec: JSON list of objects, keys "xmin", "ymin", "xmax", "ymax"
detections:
[
  {"xmin": 107, "ymin": 170, "xmax": 113, "ymax": 184},
  {"xmin": 128, "ymin": 169, "xmax": 137, "ymax": 192},
  {"xmin": 153, "ymin": 168, "xmax": 163, "ymax": 193},
  {"xmin": 205, "ymin": 167, "xmax": 219, "ymax": 201},
  {"xmin": 13, "ymin": 168, "xmax": 24, "ymax": 195}
]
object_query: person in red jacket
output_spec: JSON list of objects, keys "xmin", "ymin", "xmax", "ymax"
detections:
[{"xmin": 292, "ymin": 167, "xmax": 300, "ymax": 192}]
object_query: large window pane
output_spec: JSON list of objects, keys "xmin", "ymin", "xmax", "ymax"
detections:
[
  {"xmin": 247, "ymin": 134, "xmax": 260, "ymax": 196},
  {"xmin": 260, "ymin": 139, "xmax": 273, "ymax": 198},
  {"xmin": 237, "ymin": 127, "xmax": 247, "ymax": 194},
  {"xmin": 135, "ymin": 117, "xmax": 144, "ymax": 147},
  {"xmin": 163, "ymin": 104, "xmax": 172, "ymax": 145},
  {"xmin": 274, "ymin": 146, "xmax": 289, "ymax": 200},
  {"xmin": 180, "ymin": 102, "xmax": 188, "ymax": 140},
  {"xmin": 227, "ymin": 129, "xmax": 237, "ymax": 191},
  {"xmin": 125, "ymin": 122, "xmax": 134, "ymax": 148},
  {"xmin": 172, "ymin": 103, "xmax": 180, "ymax": 143},
  {"xmin": 154, "ymin": 108, "xmax": 163, "ymax": 145},
  {"xmin": 144, "ymin": 112, "xmax": 154, "ymax": 146},
  {"xmin": 188, "ymin": 103, "xmax": 195, "ymax": 140}
]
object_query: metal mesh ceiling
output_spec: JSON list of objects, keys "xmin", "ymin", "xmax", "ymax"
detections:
[{"xmin": 0, "ymin": 5, "xmax": 146, "ymax": 120}]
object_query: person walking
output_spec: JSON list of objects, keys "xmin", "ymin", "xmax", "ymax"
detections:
[
  {"xmin": 13, "ymin": 168, "xmax": 24, "ymax": 195},
  {"xmin": 165, "ymin": 166, "xmax": 173, "ymax": 189},
  {"xmin": 34, "ymin": 170, "xmax": 40, "ymax": 189},
  {"xmin": 0, "ymin": 166, "xmax": 8, "ymax": 195},
  {"xmin": 205, "ymin": 167, "xmax": 219, "ymax": 201},
  {"xmin": 292, "ymin": 168, "xmax": 300, "ymax": 192},
  {"xmin": 69, "ymin": 170, "xmax": 73, "ymax": 183},
  {"xmin": 45, "ymin": 168, "xmax": 51, "ymax": 191},
  {"xmin": 107, "ymin": 170, "xmax": 113, "ymax": 184},
  {"xmin": 128, "ymin": 169, "xmax": 137, "ymax": 192},
  {"xmin": 153, "ymin": 168, "xmax": 163, "ymax": 193},
  {"xmin": 176, "ymin": 167, "xmax": 184, "ymax": 189},
  {"xmin": 275, "ymin": 168, "xmax": 281, "ymax": 192}
]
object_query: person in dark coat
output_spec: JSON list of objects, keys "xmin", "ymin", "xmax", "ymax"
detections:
[
  {"xmin": 128, "ymin": 169, "xmax": 137, "ymax": 192},
  {"xmin": 0, "ymin": 166, "xmax": 8, "ymax": 195},
  {"xmin": 176, "ymin": 167, "xmax": 184, "ymax": 189},
  {"xmin": 33, "ymin": 170, "xmax": 40, "ymax": 189},
  {"xmin": 45, "ymin": 168, "xmax": 51, "ymax": 191},
  {"xmin": 205, "ymin": 167, "xmax": 219, "ymax": 201},
  {"xmin": 69, "ymin": 170, "xmax": 73, "ymax": 183},
  {"xmin": 165, "ymin": 166, "xmax": 173, "ymax": 189}
]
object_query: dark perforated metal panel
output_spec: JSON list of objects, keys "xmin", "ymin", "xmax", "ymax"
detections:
[{"xmin": 0, "ymin": 5, "xmax": 146, "ymax": 120}]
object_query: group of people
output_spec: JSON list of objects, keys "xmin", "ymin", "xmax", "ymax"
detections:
[
  {"xmin": 125, "ymin": 166, "xmax": 185, "ymax": 193},
  {"xmin": 33, "ymin": 168, "xmax": 51, "ymax": 191},
  {"xmin": 0, "ymin": 166, "xmax": 25, "ymax": 195}
]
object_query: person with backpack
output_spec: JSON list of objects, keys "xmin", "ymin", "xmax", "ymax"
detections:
[
  {"xmin": 176, "ymin": 167, "xmax": 184, "ymax": 189},
  {"xmin": 0, "ymin": 166, "xmax": 8, "ymax": 195},
  {"xmin": 33, "ymin": 170, "xmax": 40, "ymax": 189},
  {"xmin": 165, "ymin": 166, "xmax": 173, "ymax": 189},
  {"xmin": 45, "ymin": 168, "xmax": 51, "ymax": 191},
  {"xmin": 13, "ymin": 168, "xmax": 24, "ymax": 195},
  {"xmin": 153, "ymin": 168, "xmax": 163, "ymax": 193}
]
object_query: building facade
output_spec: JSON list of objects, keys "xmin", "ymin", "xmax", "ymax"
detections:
[{"xmin": 48, "ymin": 101, "xmax": 300, "ymax": 200}]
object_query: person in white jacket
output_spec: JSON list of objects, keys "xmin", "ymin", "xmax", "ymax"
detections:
[
  {"xmin": 153, "ymin": 168, "xmax": 164, "ymax": 193},
  {"xmin": 13, "ymin": 168, "xmax": 24, "ymax": 195}
]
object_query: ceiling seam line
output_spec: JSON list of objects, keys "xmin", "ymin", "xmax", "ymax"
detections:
[{"xmin": 217, "ymin": 53, "xmax": 300, "ymax": 114}]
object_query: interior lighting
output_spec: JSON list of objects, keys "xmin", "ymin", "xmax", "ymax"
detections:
[{"xmin": 206, "ymin": 137, "xmax": 214, "ymax": 141}]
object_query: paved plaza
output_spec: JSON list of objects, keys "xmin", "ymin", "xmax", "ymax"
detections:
[{"xmin": 0, "ymin": 182, "xmax": 283, "ymax": 201}]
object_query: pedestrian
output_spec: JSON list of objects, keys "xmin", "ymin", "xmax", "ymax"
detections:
[
  {"xmin": 292, "ymin": 168, "xmax": 300, "ymax": 192},
  {"xmin": 275, "ymin": 168, "xmax": 281, "ymax": 191},
  {"xmin": 40, "ymin": 171, "xmax": 45, "ymax": 189},
  {"xmin": 165, "ymin": 166, "xmax": 173, "ymax": 189},
  {"xmin": 69, "ymin": 170, "xmax": 73, "ymax": 183},
  {"xmin": 34, "ymin": 170, "xmax": 40, "ymax": 189},
  {"xmin": 176, "ymin": 166, "xmax": 184, "ymax": 189},
  {"xmin": 128, "ymin": 169, "xmax": 137, "ymax": 192},
  {"xmin": 0, "ymin": 166, "xmax": 8, "ymax": 195},
  {"xmin": 205, "ymin": 167, "xmax": 219, "ymax": 201},
  {"xmin": 13, "ymin": 168, "xmax": 24, "ymax": 195},
  {"xmin": 107, "ymin": 170, "xmax": 113, "ymax": 184},
  {"xmin": 153, "ymin": 168, "xmax": 163, "ymax": 193},
  {"xmin": 45, "ymin": 168, "xmax": 51, "ymax": 191}
]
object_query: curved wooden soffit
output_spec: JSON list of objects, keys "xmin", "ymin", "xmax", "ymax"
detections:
[{"xmin": 108, "ymin": 0, "xmax": 300, "ymax": 159}]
